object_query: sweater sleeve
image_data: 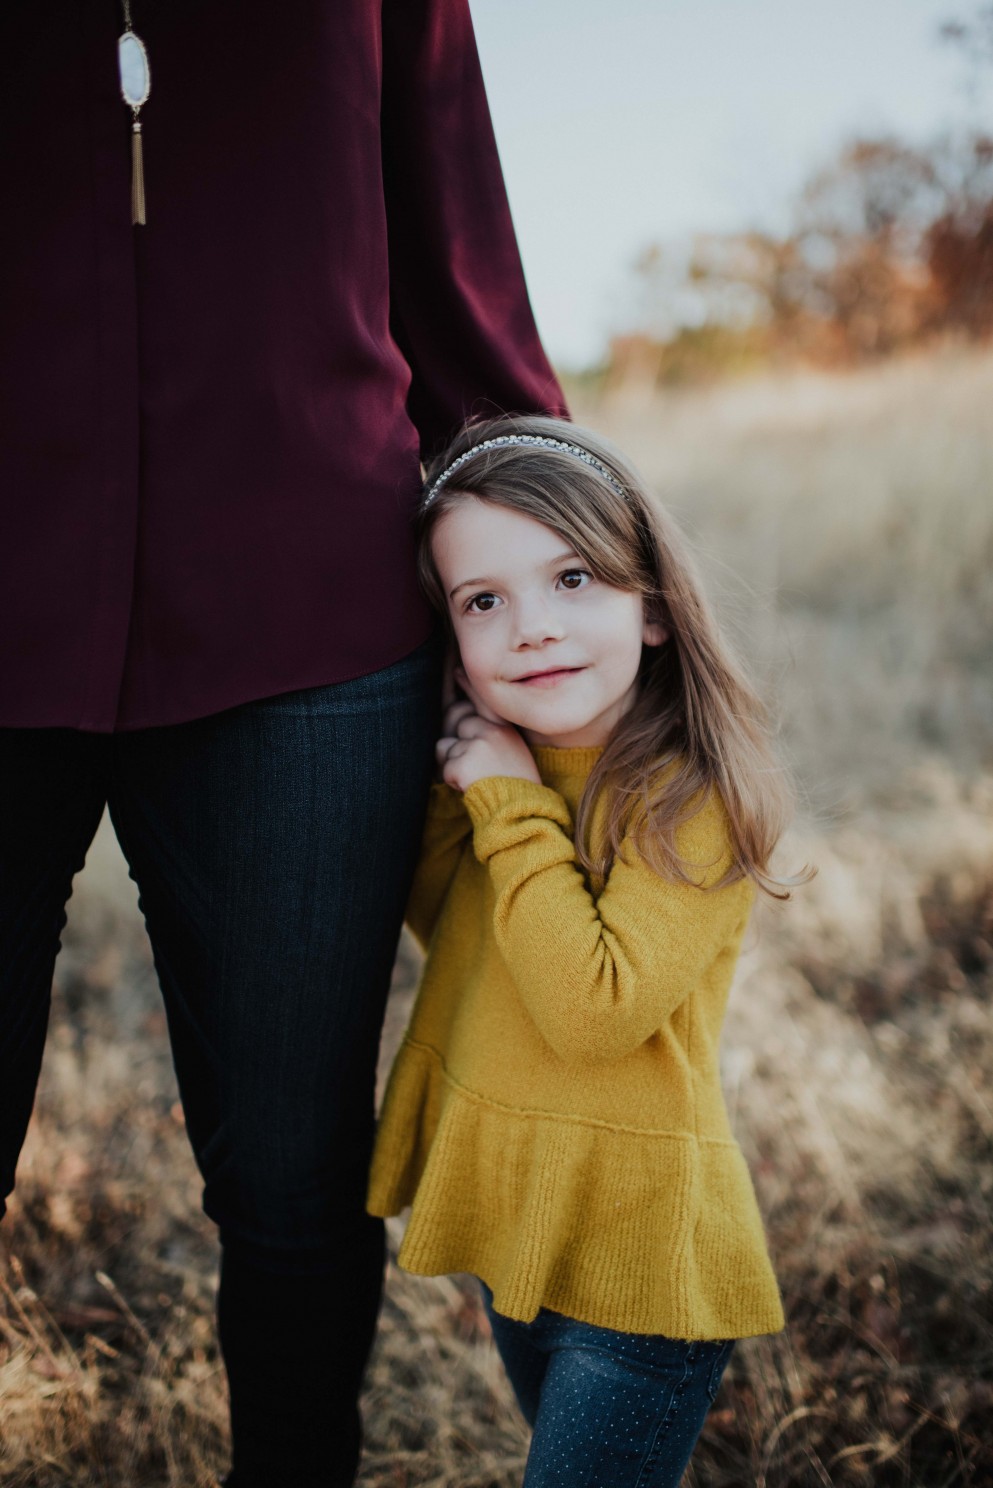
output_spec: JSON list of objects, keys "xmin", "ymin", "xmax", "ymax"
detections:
[
  {"xmin": 405, "ymin": 781, "xmax": 474, "ymax": 953},
  {"xmin": 380, "ymin": 0, "xmax": 569, "ymax": 459},
  {"xmin": 462, "ymin": 776, "xmax": 753, "ymax": 1065}
]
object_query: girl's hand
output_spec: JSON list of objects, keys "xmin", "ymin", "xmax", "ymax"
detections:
[{"xmin": 436, "ymin": 698, "xmax": 541, "ymax": 792}]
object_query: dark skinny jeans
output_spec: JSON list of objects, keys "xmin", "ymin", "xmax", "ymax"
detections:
[{"xmin": 0, "ymin": 635, "xmax": 442, "ymax": 1487}]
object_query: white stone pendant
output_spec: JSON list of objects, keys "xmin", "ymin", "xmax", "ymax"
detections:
[{"xmin": 118, "ymin": 30, "xmax": 150, "ymax": 108}]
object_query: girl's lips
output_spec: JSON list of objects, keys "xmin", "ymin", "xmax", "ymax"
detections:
[{"xmin": 512, "ymin": 666, "xmax": 584, "ymax": 688}]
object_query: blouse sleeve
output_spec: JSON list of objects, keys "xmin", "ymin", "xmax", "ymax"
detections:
[
  {"xmin": 405, "ymin": 781, "xmax": 474, "ymax": 953},
  {"xmin": 462, "ymin": 776, "xmax": 754, "ymax": 1065},
  {"xmin": 380, "ymin": 0, "xmax": 569, "ymax": 458}
]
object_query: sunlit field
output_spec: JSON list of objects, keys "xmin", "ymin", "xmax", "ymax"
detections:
[{"xmin": 2, "ymin": 345, "xmax": 991, "ymax": 1487}]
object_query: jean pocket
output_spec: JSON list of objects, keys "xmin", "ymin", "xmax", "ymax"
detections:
[{"xmin": 705, "ymin": 1339, "xmax": 735, "ymax": 1403}]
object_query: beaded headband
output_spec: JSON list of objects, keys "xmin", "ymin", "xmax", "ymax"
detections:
[{"xmin": 421, "ymin": 434, "xmax": 628, "ymax": 508}]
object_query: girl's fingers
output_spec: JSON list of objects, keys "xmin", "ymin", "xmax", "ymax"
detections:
[
  {"xmin": 435, "ymin": 735, "xmax": 468, "ymax": 764},
  {"xmin": 442, "ymin": 698, "xmax": 476, "ymax": 735},
  {"xmin": 453, "ymin": 711, "xmax": 499, "ymax": 741}
]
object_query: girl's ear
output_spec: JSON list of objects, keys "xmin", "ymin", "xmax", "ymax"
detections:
[{"xmin": 643, "ymin": 617, "xmax": 668, "ymax": 647}]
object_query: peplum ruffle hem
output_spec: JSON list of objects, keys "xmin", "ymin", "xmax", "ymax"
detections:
[{"xmin": 368, "ymin": 1039, "xmax": 785, "ymax": 1341}]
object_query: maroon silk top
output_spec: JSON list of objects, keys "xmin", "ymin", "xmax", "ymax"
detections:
[{"xmin": 0, "ymin": 1, "xmax": 565, "ymax": 732}]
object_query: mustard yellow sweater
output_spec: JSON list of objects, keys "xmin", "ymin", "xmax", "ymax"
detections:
[{"xmin": 367, "ymin": 746, "xmax": 784, "ymax": 1340}]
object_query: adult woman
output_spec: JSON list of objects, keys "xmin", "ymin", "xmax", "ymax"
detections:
[{"xmin": 0, "ymin": 3, "xmax": 565, "ymax": 1483}]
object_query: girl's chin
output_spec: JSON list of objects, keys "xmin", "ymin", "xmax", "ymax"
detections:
[
  {"xmin": 487, "ymin": 693, "xmax": 614, "ymax": 745},
  {"xmin": 511, "ymin": 710, "xmax": 587, "ymax": 736},
  {"xmin": 521, "ymin": 719, "xmax": 611, "ymax": 748}
]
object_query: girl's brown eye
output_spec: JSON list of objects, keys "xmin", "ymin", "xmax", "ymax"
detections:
[
  {"xmin": 559, "ymin": 569, "xmax": 591, "ymax": 590},
  {"xmin": 467, "ymin": 592, "xmax": 498, "ymax": 613}
]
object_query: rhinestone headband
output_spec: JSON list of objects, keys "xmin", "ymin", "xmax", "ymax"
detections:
[{"xmin": 421, "ymin": 434, "xmax": 628, "ymax": 507}]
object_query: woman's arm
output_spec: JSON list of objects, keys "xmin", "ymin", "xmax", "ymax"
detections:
[
  {"xmin": 462, "ymin": 777, "xmax": 753, "ymax": 1065},
  {"xmin": 380, "ymin": 0, "xmax": 568, "ymax": 459}
]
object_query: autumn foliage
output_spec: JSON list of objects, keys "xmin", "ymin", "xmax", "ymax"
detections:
[{"xmin": 610, "ymin": 131, "xmax": 993, "ymax": 385}]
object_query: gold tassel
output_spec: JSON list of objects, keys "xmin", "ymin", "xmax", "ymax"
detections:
[{"xmin": 131, "ymin": 119, "xmax": 146, "ymax": 226}]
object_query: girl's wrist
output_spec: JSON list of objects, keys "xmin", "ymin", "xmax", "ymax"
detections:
[{"xmin": 459, "ymin": 763, "xmax": 540, "ymax": 790}]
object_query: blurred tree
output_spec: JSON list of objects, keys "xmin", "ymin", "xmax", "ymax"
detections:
[
  {"xmin": 613, "ymin": 135, "xmax": 993, "ymax": 383},
  {"xmin": 925, "ymin": 135, "xmax": 993, "ymax": 335},
  {"xmin": 606, "ymin": 3, "xmax": 993, "ymax": 385},
  {"xmin": 790, "ymin": 139, "xmax": 941, "ymax": 356},
  {"xmin": 941, "ymin": 3, "xmax": 993, "ymax": 75}
]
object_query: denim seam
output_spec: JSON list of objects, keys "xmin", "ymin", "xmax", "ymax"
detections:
[
  {"xmin": 633, "ymin": 1344, "xmax": 698, "ymax": 1488},
  {"xmin": 706, "ymin": 1339, "xmax": 734, "ymax": 1403}
]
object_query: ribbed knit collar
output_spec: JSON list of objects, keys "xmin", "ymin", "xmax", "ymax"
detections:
[{"xmin": 532, "ymin": 744, "xmax": 604, "ymax": 784}]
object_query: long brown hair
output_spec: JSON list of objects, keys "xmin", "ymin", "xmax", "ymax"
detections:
[{"xmin": 418, "ymin": 414, "xmax": 809, "ymax": 899}]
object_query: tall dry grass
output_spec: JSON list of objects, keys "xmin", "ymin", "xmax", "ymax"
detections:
[{"xmin": 1, "ymin": 345, "xmax": 991, "ymax": 1486}]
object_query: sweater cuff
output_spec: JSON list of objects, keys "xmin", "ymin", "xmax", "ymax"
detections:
[
  {"xmin": 428, "ymin": 780, "xmax": 470, "ymax": 818},
  {"xmin": 462, "ymin": 775, "xmax": 573, "ymax": 834}
]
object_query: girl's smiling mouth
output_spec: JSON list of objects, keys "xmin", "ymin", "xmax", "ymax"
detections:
[{"xmin": 511, "ymin": 666, "xmax": 586, "ymax": 687}]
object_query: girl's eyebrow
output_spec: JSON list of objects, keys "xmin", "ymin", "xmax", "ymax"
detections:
[{"xmin": 449, "ymin": 550, "xmax": 581, "ymax": 602}]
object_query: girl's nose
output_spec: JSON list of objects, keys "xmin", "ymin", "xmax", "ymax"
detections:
[{"xmin": 512, "ymin": 596, "xmax": 565, "ymax": 648}]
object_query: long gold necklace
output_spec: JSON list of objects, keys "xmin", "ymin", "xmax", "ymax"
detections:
[{"xmin": 118, "ymin": 0, "xmax": 151, "ymax": 224}]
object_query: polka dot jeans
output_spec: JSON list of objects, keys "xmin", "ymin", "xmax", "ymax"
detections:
[{"xmin": 481, "ymin": 1285, "xmax": 734, "ymax": 1487}]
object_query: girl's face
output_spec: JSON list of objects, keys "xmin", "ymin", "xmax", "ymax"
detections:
[{"xmin": 431, "ymin": 497, "xmax": 666, "ymax": 750}]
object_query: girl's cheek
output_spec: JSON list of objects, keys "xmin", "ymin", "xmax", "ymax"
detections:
[
  {"xmin": 462, "ymin": 654, "xmax": 490, "ymax": 693},
  {"xmin": 455, "ymin": 619, "xmax": 485, "ymax": 660},
  {"xmin": 451, "ymin": 630, "xmax": 483, "ymax": 686}
]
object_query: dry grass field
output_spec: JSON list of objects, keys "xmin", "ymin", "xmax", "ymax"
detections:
[{"xmin": 1, "ymin": 345, "xmax": 991, "ymax": 1486}]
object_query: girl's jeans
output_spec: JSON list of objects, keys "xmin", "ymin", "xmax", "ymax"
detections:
[
  {"xmin": 482, "ymin": 1285, "xmax": 734, "ymax": 1488},
  {"xmin": 0, "ymin": 634, "xmax": 442, "ymax": 1488}
]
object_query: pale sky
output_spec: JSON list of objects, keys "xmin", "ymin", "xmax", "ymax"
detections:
[{"xmin": 470, "ymin": 0, "xmax": 982, "ymax": 367}]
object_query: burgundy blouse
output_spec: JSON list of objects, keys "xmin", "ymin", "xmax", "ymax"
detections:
[{"xmin": 0, "ymin": 0, "xmax": 565, "ymax": 731}]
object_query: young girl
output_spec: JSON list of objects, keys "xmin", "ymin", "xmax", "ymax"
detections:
[{"xmin": 368, "ymin": 414, "xmax": 802, "ymax": 1486}]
